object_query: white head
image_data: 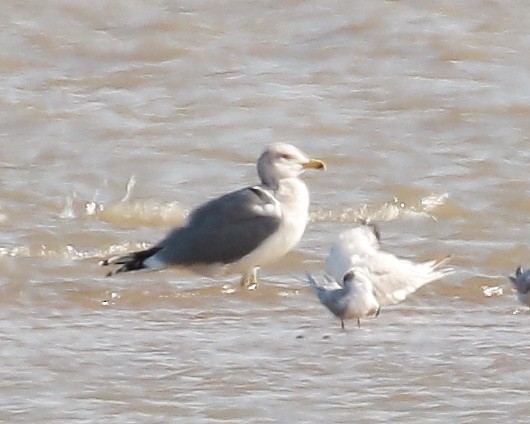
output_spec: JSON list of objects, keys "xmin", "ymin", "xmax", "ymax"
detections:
[
  {"xmin": 342, "ymin": 268, "xmax": 376, "ymax": 294},
  {"xmin": 257, "ymin": 143, "xmax": 325, "ymax": 188}
]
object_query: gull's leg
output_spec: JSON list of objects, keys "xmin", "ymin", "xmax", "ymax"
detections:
[
  {"xmin": 240, "ymin": 266, "xmax": 259, "ymax": 290},
  {"xmin": 357, "ymin": 318, "xmax": 362, "ymax": 329},
  {"xmin": 341, "ymin": 319, "xmax": 345, "ymax": 330}
]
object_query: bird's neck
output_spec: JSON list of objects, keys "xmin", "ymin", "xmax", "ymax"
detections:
[
  {"xmin": 274, "ymin": 178, "xmax": 310, "ymax": 213},
  {"xmin": 342, "ymin": 279, "xmax": 353, "ymax": 294},
  {"xmin": 343, "ymin": 276, "xmax": 372, "ymax": 296}
]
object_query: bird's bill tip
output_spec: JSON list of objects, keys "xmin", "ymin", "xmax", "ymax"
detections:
[{"xmin": 303, "ymin": 158, "xmax": 326, "ymax": 170}]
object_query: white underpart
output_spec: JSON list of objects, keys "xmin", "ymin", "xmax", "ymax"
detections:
[
  {"xmin": 222, "ymin": 178, "xmax": 310, "ymax": 277},
  {"xmin": 342, "ymin": 269, "xmax": 380, "ymax": 320}
]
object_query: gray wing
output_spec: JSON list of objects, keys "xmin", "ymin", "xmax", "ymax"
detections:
[
  {"xmin": 317, "ymin": 288, "xmax": 350, "ymax": 319},
  {"xmin": 306, "ymin": 274, "xmax": 347, "ymax": 318},
  {"xmin": 510, "ymin": 267, "xmax": 530, "ymax": 294},
  {"xmin": 153, "ymin": 186, "xmax": 281, "ymax": 266}
]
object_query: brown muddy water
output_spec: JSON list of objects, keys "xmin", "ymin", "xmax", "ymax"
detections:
[{"xmin": 1, "ymin": 1, "xmax": 530, "ymax": 422}]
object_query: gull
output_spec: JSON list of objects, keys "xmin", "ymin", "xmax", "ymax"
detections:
[
  {"xmin": 307, "ymin": 223, "xmax": 452, "ymax": 328},
  {"xmin": 306, "ymin": 270, "xmax": 380, "ymax": 329},
  {"xmin": 509, "ymin": 266, "xmax": 530, "ymax": 307},
  {"xmin": 100, "ymin": 143, "xmax": 325, "ymax": 288}
]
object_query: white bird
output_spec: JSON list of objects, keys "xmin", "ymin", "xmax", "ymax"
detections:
[
  {"xmin": 307, "ymin": 223, "xmax": 452, "ymax": 329},
  {"xmin": 325, "ymin": 223, "xmax": 452, "ymax": 306},
  {"xmin": 509, "ymin": 266, "xmax": 530, "ymax": 307},
  {"xmin": 307, "ymin": 270, "xmax": 380, "ymax": 329},
  {"xmin": 100, "ymin": 143, "xmax": 325, "ymax": 288}
]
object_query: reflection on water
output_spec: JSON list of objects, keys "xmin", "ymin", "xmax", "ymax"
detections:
[{"xmin": 2, "ymin": 0, "xmax": 530, "ymax": 422}]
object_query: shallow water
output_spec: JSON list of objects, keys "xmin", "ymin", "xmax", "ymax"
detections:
[{"xmin": 2, "ymin": 1, "xmax": 530, "ymax": 422}]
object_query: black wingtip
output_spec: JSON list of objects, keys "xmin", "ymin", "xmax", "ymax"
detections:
[
  {"xmin": 99, "ymin": 246, "xmax": 163, "ymax": 277},
  {"xmin": 105, "ymin": 261, "xmax": 143, "ymax": 277}
]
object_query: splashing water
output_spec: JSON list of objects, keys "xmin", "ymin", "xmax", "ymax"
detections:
[
  {"xmin": 311, "ymin": 193, "xmax": 450, "ymax": 224},
  {"xmin": 59, "ymin": 193, "xmax": 77, "ymax": 220},
  {"xmin": 120, "ymin": 175, "xmax": 136, "ymax": 203}
]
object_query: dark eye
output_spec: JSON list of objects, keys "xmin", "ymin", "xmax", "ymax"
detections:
[{"xmin": 280, "ymin": 153, "xmax": 292, "ymax": 160}]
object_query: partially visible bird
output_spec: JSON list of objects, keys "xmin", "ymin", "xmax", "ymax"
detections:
[
  {"xmin": 509, "ymin": 266, "xmax": 530, "ymax": 307},
  {"xmin": 325, "ymin": 223, "xmax": 452, "ymax": 306},
  {"xmin": 306, "ymin": 270, "xmax": 380, "ymax": 329},
  {"xmin": 100, "ymin": 143, "xmax": 325, "ymax": 288}
]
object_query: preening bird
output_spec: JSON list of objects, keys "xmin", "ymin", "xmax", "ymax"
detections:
[
  {"xmin": 307, "ymin": 223, "xmax": 452, "ymax": 329},
  {"xmin": 325, "ymin": 223, "xmax": 452, "ymax": 306}
]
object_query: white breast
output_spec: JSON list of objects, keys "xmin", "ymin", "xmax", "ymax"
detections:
[{"xmin": 227, "ymin": 178, "xmax": 310, "ymax": 274}]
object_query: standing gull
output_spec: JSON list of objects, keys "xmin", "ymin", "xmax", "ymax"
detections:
[
  {"xmin": 509, "ymin": 266, "xmax": 530, "ymax": 307},
  {"xmin": 307, "ymin": 223, "xmax": 452, "ymax": 328},
  {"xmin": 100, "ymin": 143, "xmax": 325, "ymax": 288}
]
